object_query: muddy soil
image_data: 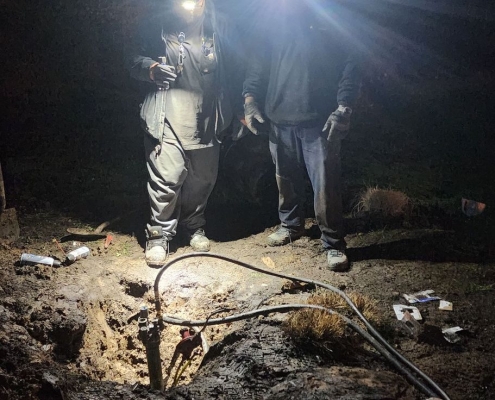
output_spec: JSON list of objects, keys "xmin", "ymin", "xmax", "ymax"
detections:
[{"xmin": 1, "ymin": 203, "xmax": 495, "ymax": 399}]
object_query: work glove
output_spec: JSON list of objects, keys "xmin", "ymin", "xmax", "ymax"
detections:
[
  {"xmin": 244, "ymin": 101, "xmax": 265, "ymax": 135},
  {"xmin": 150, "ymin": 63, "xmax": 177, "ymax": 89},
  {"xmin": 322, "ymin": 105, "xmax": 352, "ymax": 142}
]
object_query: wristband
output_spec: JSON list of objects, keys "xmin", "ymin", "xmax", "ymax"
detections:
[{"xmin": 337, "ymin": 105, "xmax": 352, "ymax": 114}]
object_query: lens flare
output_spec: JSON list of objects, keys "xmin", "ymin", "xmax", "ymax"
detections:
[{"xmin": 182, "ymin": 1, "xmax": 196, "ymax": 11}]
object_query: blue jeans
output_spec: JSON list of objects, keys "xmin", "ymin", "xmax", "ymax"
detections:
[{"xmin": 269, "ymin": 122, "xmax": 345, "ymax": 250}]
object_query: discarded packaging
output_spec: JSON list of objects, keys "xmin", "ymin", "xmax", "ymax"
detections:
[
  {"xmin": 461, "ymin": 198, "xmax": 486, "ymax": 217},
  {"xmin": 403, "ymin": 290, "xmax": 440, "ymax": 304},
  {"xmin": 439, "ymin": 300, "xmax": 453, "ymax": 311},
  {"xmin": 393, "ymin": 304, "xmax": 422, "ymax": 321},
  {"xmin": 442, "ymin": 326, "xmax": 463, "ymax": 344},
  {"xmin": 66, "ymin": 246, "xmax": 91, "ymax": 263},
  {"xmin": 20, "ymin": 253, "xmax": 61, "ymax": 267},
  {"xmin": 400, "ymin": 310, "xmax": 421, "ymax": 337}
]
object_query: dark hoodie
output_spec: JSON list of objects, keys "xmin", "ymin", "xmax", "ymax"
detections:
[{"xmin": 243, "ymin": 1, "xmax": 364, "ymax": 126}]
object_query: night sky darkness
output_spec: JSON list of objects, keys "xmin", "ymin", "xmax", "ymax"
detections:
[{"xmin": 1, "ymin": 0, "xmax": 494, "ymax": 217}]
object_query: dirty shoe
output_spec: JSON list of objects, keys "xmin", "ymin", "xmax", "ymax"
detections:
[
  {"xmin": 327, "ymin": 249, "xmax": 349, "ymax": 272},
  {"xmin": 189, "ymin": 228, "xmax": 210, "ymax": 252},
  {"xmin": 145, "ymin": 225, "xmax": 169, "ymax": 266},
  {"xmin": 267, "ymin": 226, "xmax": 304, "ymax": 246}
]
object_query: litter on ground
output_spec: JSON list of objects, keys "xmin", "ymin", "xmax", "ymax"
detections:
[
  {"xmin": 403, "ymin": 290, "xmax": 440, "ymax": 304},
  {"xmin": 393, "ymin": 304, "xmax": 422, "ymax": 320},
  {"xmin": 439, "ymin": 300, "xmax": 453, "ymax": 311}
]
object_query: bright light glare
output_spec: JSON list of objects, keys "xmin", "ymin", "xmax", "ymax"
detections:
[{"xmin": 182, "ymin": 1, "xmax": 196, "ymax": 11}]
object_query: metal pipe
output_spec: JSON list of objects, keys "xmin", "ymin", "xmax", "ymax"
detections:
[
  {"xmin": 137, "ymin": 306, "xmax": 163, "ymax": 391},
  {"xmin": 146, "ymin": 319, "xmax": 163, "ymax": 391}
]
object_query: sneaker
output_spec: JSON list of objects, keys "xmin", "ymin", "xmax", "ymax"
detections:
[
  {"xmin": 267, "ymin": 226, "xmax": 304, "ymax": 247},
  {"xmin": 145, "ymin": 226, "xmax": 169, "ymax": 266},
  {"xmin": 327, "ymin": 249, "xmax": 349, "ymax": 272},
  {"xmin": 189, "ymin": 228, "xmax": 210, "ymax": 252}
]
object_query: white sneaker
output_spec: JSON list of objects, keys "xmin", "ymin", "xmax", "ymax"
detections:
[
  {"xmin": 327, "ymin": 249, "xmax": 349, "ymax": 272},
  {"xmin": 145, "ymin": 225, "xmax": 169, "ymax": 266},
  {"xmin": 145, "ymin": 242, "xmax": 169, "ymax": 266},
  {"xmin": 267, "ymin": 226, "xmax": 304, "ymax": 247},
  {"xmin": 189, "ymin": 228, "xmax": 210, "ymax": 252}
]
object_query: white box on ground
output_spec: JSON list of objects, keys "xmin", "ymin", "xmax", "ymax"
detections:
[{"xmin": 393, "ymin": 304, "xmax": 422, "ymax": 321}]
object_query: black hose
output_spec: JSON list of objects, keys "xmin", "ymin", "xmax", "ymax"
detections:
[
  {"xmin": 154, "ymin": 252, "xmax": 449, "ymax": 400},
  {"xmin": 162, "ymin": 304, "xmax": 437, "ymax": 398}
]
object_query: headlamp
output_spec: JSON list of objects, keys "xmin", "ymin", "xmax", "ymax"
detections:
[{"xmin": 181, "ymin": 1, "xmax": 199, "ymax": 11}]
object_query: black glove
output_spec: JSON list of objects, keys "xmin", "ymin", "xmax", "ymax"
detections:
[
  {"xmin": 322, "ymin": 106, "xmax": 352, "ymax": 142},
  {"xmin": 150, "ymin": 63, "xmax": 177, "ymax": 89},
  {"xmin": 244, "ymin": 101, "xmax": 265, "ymax": 135}
]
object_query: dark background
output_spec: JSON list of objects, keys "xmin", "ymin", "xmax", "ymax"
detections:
[{"xmin": 1, "ymin": 0, "xmax": 494, "ymax": 236}]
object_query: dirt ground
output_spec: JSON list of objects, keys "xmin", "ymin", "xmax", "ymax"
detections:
[{"xmin": 1, "ymin": 195, "xmax": 495, "ymax": 399}]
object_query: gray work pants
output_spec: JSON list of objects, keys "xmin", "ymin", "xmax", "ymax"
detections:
[
  {"xmin": 144, "ymin": 133, "xmax": 220, "ymax": 238},
  {"xmin": 270, "ymin": 122, "xmax": 345, "ymax": 250}
]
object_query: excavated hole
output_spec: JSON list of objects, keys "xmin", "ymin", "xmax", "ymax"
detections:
[
  {"xmin": 120, "ymin": 278, "xmax": 151, "ymax": 298},
  {"xmin": 67, "ymin": 274, "xmax": 240, "ymax": 388}
]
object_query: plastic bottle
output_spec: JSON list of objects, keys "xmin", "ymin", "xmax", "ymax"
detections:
[
  {"xmin": 20, "ymin": 253, "xmax": 61, "ymax": 267},
  {"xmin": 66, "ymin": 246, "xmax": 91, "ymax": 263}
]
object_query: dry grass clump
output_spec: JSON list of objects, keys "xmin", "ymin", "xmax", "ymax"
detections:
[
  {"xmin": 284, "ymin": 291, "xmax": 380, "ymax": 341},
  {"xmin": 355, "ymin": 187, "xmax": 410, "ymax": 217}
]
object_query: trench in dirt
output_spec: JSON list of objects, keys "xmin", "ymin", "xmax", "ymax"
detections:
[
  {"xmin": 48, "ymin": 255, "xmax": 258, "ymax": 388},
  {"xmin": 6, "ymin": 225, "xmax": 313, "ymax": 391}
]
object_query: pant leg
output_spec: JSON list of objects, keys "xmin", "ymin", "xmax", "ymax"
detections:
[
  {"xmin": 269, "ymin": 124, "xmax": 306, "ymax": 230},
  {"xmin": 180, "ymin": 144, "xmax": 220, "ymax": 231},
  {"xmin": 299, "ymin": 125, "xmax": 346, "ymax": 250},
  {"xmin": 144, "ymin": 132, "xmax": 188, "ymax": 238}
]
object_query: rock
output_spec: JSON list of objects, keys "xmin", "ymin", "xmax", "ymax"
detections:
[
  {"xmin": 28, "ymin": 300, "xmax": 87, "ymax": 358},
  {"xmin": 40, "ymin": 372, "xmax": 64, "ymax": 400}
]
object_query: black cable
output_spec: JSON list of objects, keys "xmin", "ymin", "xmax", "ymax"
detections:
[
  {"xmin": 154, "ymin": 252, "xmax": 450, "ymax": 400},
  {"xmin": 162, "ymin": 304, "xmax": 436, "ymax": 398}
]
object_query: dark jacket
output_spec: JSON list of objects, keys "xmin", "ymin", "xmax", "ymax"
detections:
[
  {"xmin": 243, "ymin": 2, "xmax": 364, "ymax": 125},
  {"xmin": 128, "ymin": 2, "xmax": 240, "ymax": 144}
]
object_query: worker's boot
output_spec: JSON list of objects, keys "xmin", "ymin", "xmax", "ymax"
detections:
[
  {"xmin": 327, "ymin": 249, "xmax": 349, "ymax": 272},
  {"xmin": 189, "ymin": 228, "xmax": 210, "ymax": 252},
  {"xmin": 267, "ymin": 226, "xmax": 304, "ymax": 246},
  {"xmin": 145, "ymin": 225, "xmax": 169, "ymax": 266}
]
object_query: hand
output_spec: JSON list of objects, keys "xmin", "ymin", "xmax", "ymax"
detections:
[
  {"xmin": 322, "ymin": 106, "xmax": 352, "ymax": 142},
  {"xmin": 150, "ymin": 63, "xmax": 177, "ymax": 89},
  {"xmin": 244, "ymin": 100, "xmax": 265, "ymax": 135}
]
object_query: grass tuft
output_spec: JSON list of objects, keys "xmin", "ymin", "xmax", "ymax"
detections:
[
  {"xmin": 355, "ymin": 187, "xmax": 411, "ymax": 217},
  {"xmin": 284, "ymin": 291, "xmax": 381, "ymax": 341}
]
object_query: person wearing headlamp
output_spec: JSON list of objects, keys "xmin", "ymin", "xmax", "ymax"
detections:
[
  {"xmin": 128, "ymin": 0, "xmax": 239, "ymax": 265},
  {"xmin": 243, "ymin": 1, "xmax": 364, "ymax": 272}
]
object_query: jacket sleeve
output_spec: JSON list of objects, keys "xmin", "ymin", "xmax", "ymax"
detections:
[
  {"xmin": 214, "ymin": 8, "xmax": 244, "ymax": 116},
  {"xmin": 337, "ymin": 49, "xmax": 365, "ymax": 107},
  {"xmin": 241, "ymin": 19, "xmax": 269, "ymax": 102},
  {"xmin": 127, "ymin": 20, "xmax": 157, "ymax": 83},
  {"xmin": 242, "ymin": 43, "xmax": 269, "ymax": 101}
]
